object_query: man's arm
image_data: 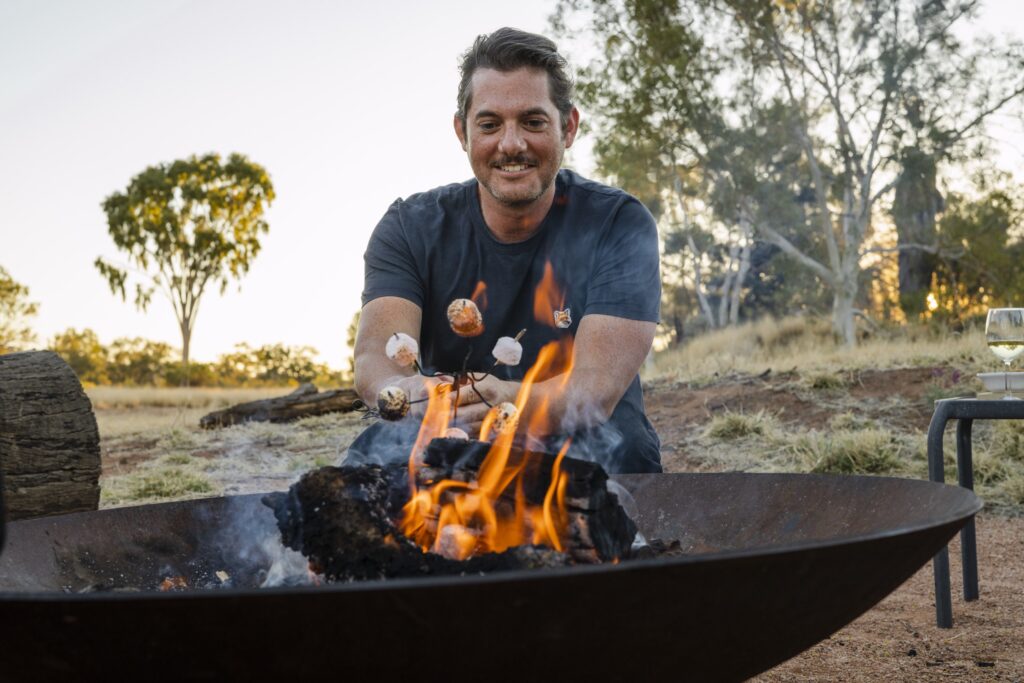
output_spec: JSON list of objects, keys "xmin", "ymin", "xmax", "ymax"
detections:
[
  {"xmin": 456, "ymin": 313, "xmax": 655, "ymax": 434},
  {"xmin": 354, "ymin": 296, "xmax": 444, "ymax": 409}
]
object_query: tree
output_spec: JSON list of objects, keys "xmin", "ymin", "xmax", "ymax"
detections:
[
  {"xmin": 0, "ymin": 265, "xmax": 39, "ymax": 354},
  {"xmin": 95, "ymin": 153, "xmax": 275, "ymax": 380},
  {"xmin": 107, "ymin": 337, "xmax": 175, "ymax": 385},
  {"xmin": 345, "ymin": 310, "xmax": 360, "ymax": 379},
  {"xmin": 49, "ymin": 328, "xmax": 108, "ymax": 384},
  {"xmin": 931, "ymin": 178, "xmax": 1024, "ymax": 320},
  {"xmin": 556, "ymin": 0, "xmax": 1024, "ymax": 344}
]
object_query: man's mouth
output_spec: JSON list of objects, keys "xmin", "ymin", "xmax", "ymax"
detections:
[{"xmin": 493, "ymin": 159, "xmax": 536, "ymax": 174}]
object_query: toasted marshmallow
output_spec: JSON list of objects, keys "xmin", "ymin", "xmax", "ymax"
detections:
[
  {"xmin": 447, "ymin": 299, "xmax": 484, "ymax": 337},
  {"xmin": 376, "ymin": 385, "xmax": 410, "ymax": 421},
  {"xmin": 385, "ymin": 332, "xmax": 419, "ymax": 367}
]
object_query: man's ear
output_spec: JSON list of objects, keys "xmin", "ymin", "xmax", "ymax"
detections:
[
  {"xmin": 454, "ymin": 115, "xmax": 468, "ymax": 152},
  {"xmin": 563, "ymin": 106, "xmax": 581, "ymax": 149}
]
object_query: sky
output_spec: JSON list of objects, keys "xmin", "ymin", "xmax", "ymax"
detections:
[{"xmin": 1, "ymin": 0, "xmax": 1022, "ymax": 370}]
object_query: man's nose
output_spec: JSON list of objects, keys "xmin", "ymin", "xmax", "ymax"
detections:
[{"xmin": 497, "ymin": 126, "xmax": 527, "ymax": 155}]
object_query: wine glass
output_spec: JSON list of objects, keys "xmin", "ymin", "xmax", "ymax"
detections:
[{"xmin": 985, "ymin": 308, "xmax": 1024, "ymax": 399}]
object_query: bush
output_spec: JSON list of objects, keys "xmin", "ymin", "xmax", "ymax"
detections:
[
  {"xmin": 790, "ymin": 429, "xmax": 902, "ymax": 474},
  {"xmin": 704, "ymin": 411, "xmax": 775, "ymax": 440}
]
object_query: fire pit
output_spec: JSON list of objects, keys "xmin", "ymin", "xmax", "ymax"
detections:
[{"xmin": 0, "ymin": 472, "xmax": 979, "ymax": 681}]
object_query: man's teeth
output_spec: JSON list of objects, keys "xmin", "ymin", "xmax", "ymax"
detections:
[{"xmin": 500, "ymin": 164, "xmax": 528, "ymax": 172}]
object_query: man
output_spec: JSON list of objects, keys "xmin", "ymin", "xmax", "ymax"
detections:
[{"xmin": 348, "ymin": 27, "xmax": 661, "ymax": 474}]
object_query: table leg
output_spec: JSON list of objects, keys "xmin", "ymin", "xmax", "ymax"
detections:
[
  {"xmin": 956, "ymin": 419, "xmax": 979, "ymax": 601},
  {"xmin": 927, "ymin": 406, "xmax": 953, "ymax": 628}
]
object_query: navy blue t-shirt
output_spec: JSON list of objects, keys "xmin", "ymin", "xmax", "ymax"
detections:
[{"xmin": 359, "ymin": 169, "xmax": 662, "ymax": 473}]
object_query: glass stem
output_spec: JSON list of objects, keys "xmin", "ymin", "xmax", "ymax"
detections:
[{"xmin": 1006, "ymin": 361, "xmax": 1012, "ymax": 397}]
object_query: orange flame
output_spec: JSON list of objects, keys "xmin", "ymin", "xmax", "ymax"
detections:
[
  {"xmin": 532, "ymin": 261, "xmax": 564, "ymax": 326},
  {"xmin": 399, "ymin": 264, "xmax": 579, "ymax": 560},
  {"xmin": 470, "ymin": 280, "xmax": 488, "ymax": 311}
]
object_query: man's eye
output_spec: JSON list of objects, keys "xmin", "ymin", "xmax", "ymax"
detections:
[
  {"xmin": 525, "ymin": 119, "xmax": 547, "ymax": 129},
  {"xmin": 479, "ymin": 122, "xmax": 498, "ymax": 132}
]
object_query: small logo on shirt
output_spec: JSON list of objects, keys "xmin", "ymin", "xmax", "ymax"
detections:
[{"xmin": 553, "ymin": 307, "xmax": 572, "ymax": 329}]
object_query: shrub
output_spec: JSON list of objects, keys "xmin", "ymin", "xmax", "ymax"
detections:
[
  {"xmin": 790, "ymin": 429, "xmax": 902, "ymax": 474},
  {"xmin": 704, "ymin": 411, "xmax": 775, "ymax": 440}
]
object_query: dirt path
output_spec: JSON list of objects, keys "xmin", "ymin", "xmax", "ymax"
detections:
[{"xmin": 642, "ymin": 368, "xmax": 1024, "ymax": 681}]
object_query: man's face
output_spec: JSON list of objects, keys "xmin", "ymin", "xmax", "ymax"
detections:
[{"xmin": 455, "ymin": 67, "xmax": 579, "ymax": 210}]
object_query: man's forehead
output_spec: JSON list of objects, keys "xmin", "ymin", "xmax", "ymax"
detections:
[{"xmin": 467, "ymin": 67, "xmax": 555, "ymax": 116}]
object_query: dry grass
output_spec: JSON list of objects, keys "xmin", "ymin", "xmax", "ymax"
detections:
[
  {"xmin": 98, "ymin": 408, "xmax": 366, "ymax": 507},
  {"xmin": 704, "ymin": 410, "xmax": 777, "ymax": 440},
  {"xmin": 87, "ymin": 386, "xmax": 288, "ymax": 410},
  {"xmin": 786, "ymin": 428, "xmax": 904, "ymax": 475},
  {"xmin": 651, "ymin": 316, "xmax": 987, "ymax": 382}
]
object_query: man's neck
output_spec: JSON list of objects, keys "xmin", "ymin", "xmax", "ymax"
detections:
[{"xmin": 477, "ymin": 184, "xmax": 556, "ymax": 244}]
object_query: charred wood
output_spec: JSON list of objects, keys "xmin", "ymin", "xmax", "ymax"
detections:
[
  {"xmin": 261, "ymin": 464, "xmax": 570, "ymax": 581},
  {"xmin": 262, "ymin": 438, "xmax": 638, "ymax": 581}
]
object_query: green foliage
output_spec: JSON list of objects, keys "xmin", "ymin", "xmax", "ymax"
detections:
[
  {"xmin": 932, "ymin": 180, "xmax": 1024, "ymax": 320},
  {"xmin": 48, "ymin": 328, "xmax": 344, "ymax": 388},
  {"xmin": 49, "ymin": 328, "xmax": 108, "ymax": 384},
  {"xmin": 214, "ymin": 342, "xmax": 339, "ymax": 386},
  {"xmin": 554, "ymin": 0, "xmax": 1024, "ymax": 343},
  {"xmin": 0, "ymin": 265, "xmax": 39, "ymax": 353},
  {"xmin": 95, "ymin": 153, "xmax": 275, "ymax": 373}
]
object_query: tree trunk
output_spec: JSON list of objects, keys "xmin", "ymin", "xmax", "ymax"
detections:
[
  {"xmin": 832, "ymin": 279, "xmax": 857, "ymax": 347},
  {"xmin": 180, "ymin": 320, "xmax": 192, "ymax": 388},
  {"xmin": 0, "ymin": 351, "xmax": 101, "ymax": 520},
  {"xmin": 893, "ymin": 151, "xmax": 943, "ymax": 319}
]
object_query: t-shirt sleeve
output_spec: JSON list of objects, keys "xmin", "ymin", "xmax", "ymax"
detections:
[
  {"xmin": 362, "ymin": 199, "xmax": 426, "ymax": 308},
  {"xmin": 584, "ymin": 198, "xmax": 661, "ymax": 323}
]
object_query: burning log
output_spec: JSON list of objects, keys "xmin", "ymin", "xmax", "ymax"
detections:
[
  {"xmin": 262, "ymin": 438, "xmax": 637, "ymax": 581},
  {"xmin": 0, "ymin": 350, "xmax": 100, "ymax": 520},
  {"xmin": 262, "ymin": 464, "xmax": 569, "ymax": 581},
  {"xmin": 199, "ymin": 383, "xmax": 359, "ymax": 429}
]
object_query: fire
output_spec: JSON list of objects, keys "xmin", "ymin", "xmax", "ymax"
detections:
[
  {"xmin": 532, "ymin": 261, "xmax": 564, "ymax": 326},
  {"xmin": 399, "ymin": 264, "xmax": 577, "ymax": 560},
  {"xmin": 470, "ymin": 280, "xmax": 488, "ymax": 310}
]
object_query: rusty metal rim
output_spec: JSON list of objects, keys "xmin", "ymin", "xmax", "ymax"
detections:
[{"xmin": 0, "ymin": 472, "xmax": 981, "ymax": 601}]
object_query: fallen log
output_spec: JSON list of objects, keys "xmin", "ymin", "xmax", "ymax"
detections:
[
  {"xmin": 0, "ymin": 350, "xmax": 100, "ymax": 520},
  {"xmin": 199, "ymin": 383, "xmax": 360, "ymax": 429}
]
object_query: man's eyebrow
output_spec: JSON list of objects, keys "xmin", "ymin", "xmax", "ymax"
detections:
[{"xmin": 473, "ymin": 108, "xmax": 551, "ymax": 120}]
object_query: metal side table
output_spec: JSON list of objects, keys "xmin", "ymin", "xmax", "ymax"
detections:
[{"xmin": 927, "ymin": 397, "xmax": 1024, "ymax": 628}]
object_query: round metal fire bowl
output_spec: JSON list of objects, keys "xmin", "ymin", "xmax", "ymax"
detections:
[{"xmin": 0, "ymin": 472, "xmax": 980, "ymax": 682}]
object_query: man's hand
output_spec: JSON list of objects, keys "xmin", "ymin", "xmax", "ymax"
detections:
[{"xmin": 450, "ymin": 374, "xmax": 521, "ymax": 436}]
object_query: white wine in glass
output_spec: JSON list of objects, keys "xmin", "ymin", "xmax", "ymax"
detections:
[{"xmin": 985, "ymin": 308, "xmax": 1024, "ymax": 399}]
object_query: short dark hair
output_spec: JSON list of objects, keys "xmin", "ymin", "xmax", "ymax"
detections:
[{"xmin": 456, "ymin": 27, "xmax": 574, "ymax": 131}]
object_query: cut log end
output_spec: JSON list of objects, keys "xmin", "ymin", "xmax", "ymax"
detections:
[{"xmin": 0, "ymin": 350, "xmax": 101, "ymax": 520}]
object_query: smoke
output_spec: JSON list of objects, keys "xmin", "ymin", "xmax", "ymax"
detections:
[
  {"xmin": 340, "ymin": 419, "xmax": 421, "ymax": 467},
  {"xmin": 213, "ymin": 495, "xmax": 321, "ymax": 588}
]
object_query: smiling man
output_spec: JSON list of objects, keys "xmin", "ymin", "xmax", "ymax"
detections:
[{"xmin": 348, "ymin": 27, "xmax": 662, "ymax": 474}]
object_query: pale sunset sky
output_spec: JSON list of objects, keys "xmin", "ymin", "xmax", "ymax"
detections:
[{"xmin": 2, "ymin": 0, "xmax": 1021, "ymax": 369}]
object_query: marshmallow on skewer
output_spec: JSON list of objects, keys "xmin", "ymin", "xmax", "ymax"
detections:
[
  {"xmin": 491, "ymin": 402, "xmax": 519, "ymax": 435},
  {"xmin": 447, "ymin": 299, "xmax": 484, "ymax": 337},
  {"xmin": 385, "ymin": 332, "xmax": 419, "ymax": 368},
  {"xmin": 376, "ymin": 385, "xmax": 410, "ymax": 421},
  {"xmin": 492, "ymin": 336, "xmax": 523, "ymax": 366}
]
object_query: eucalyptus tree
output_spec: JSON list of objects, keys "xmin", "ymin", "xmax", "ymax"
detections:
[
  {"xmin": 0, "ymin": 266, "xmax": 39, "ymax": 354},
  {"xmin": 556, "ymin": 0, "xmax": 1024, "ymax": 344},
  {"xmin": 95, "ymin": 153, "xmax": 274, "ymax": 379}
]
